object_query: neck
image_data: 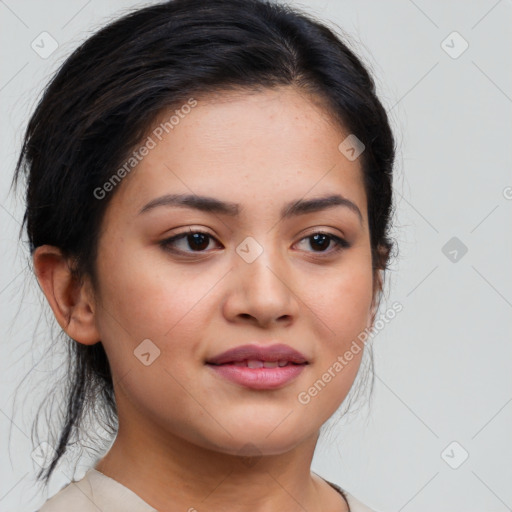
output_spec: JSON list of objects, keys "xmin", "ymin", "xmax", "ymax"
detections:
[{"xmin": 94, "ymin": 404, "xmax": 345, "ymax": 512}]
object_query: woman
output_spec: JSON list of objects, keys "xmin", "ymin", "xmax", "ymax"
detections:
[{"xmin": 14, "ymin": 0, "xmax": 395, "ymax": 510}]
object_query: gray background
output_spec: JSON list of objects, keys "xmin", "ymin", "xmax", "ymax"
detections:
[{"xmin": 1, "ymin": 1, "xmax": 511, "ymax": 511}]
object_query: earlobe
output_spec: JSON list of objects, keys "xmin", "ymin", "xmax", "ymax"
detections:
[
  {"xmin": 368, "ymin": 267, "xmax": 384, "ymax": 330},
  {"xmin": 32, "ymin": 245, "xmax": 100, "ymax": 345},
  {"xmin": 368, "ymin": 243, "xmax": 390, "ymax": 327}
]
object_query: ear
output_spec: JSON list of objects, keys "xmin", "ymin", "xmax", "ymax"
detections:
[
  {"xmin": 32, "ymin": 245, "xmax": 100, "ymax": 345},
  {"xmin": 369, "ymin": 268, "xmax": 384, "ymax": 327},
  {"xmin": 368, "ymin": 244, "xmax": 389, "ymax": 328}
]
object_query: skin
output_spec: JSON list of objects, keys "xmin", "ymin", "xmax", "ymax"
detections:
[{"xmin": 34, "ymin": 86, "xmax": 382, "ymax": 512}]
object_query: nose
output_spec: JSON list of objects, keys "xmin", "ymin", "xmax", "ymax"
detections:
[{"xmin": 222, "ymin": 242, "xmax": 300, "ymax": 328}]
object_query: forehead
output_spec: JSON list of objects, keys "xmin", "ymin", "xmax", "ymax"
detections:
[{"xmin": 104, "ymin": 86, "xmax": 368, "ymax": 224}]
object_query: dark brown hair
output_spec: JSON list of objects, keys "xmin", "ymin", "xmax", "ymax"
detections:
[{"xmin": 13, "ymin": 0, "xmax": 396, "ymax": 484}]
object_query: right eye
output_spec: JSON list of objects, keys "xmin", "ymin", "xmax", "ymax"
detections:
[{"xmin": 159, "ymin": 229, "xmax": 222, "ymax": 255}]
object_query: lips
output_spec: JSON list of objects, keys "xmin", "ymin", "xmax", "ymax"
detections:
[
  {"xmin": 205, "ymin": 343, "xmax": 308, "ymax": 366},
  {"xmin": 205, "ymin": 343, "xmax": 308, "ymax": 390},
  {"xmin": 230, "ymin": 360, "xmax": 295, "ymax": 368}
]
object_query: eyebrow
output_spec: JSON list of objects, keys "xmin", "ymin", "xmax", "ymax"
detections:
[{"xmin": 138, "ymin": 193, "xmax": 363, "ymax": 224}]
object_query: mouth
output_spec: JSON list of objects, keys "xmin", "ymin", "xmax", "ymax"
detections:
[
  {"xmin": 209, "ymin": 359, "xmax": 305, "ymax": 368},
  {"xmin": 206, "ymin": 343, "xmax": 308, "ymax": 365},
  {"xmin": 205, "ymin": 343, "xmax": 309, "ymax": 390}
]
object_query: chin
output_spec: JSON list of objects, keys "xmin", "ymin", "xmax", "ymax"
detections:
[
  {"xmin": 194, "ymin": 416, "xmax": 316, "ymax": 458},
  {"xmin": 209, "ymin": 436, "xmax": 307, "ymax": 459}
]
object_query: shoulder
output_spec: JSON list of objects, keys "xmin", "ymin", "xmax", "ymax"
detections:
[
  {"xmin": 323, "ymin": 478, "xmax": 380, "ymax": 512},
  {"xmin": 36, "ymin": 473, "xmax": 97, "ymax": 512},
  {"xmin": 344, "ymin": 490, "xmax": 381, "ymax": 512},
  {"xmin": 35, "ymin": 469, "xmax": 157, "ymax": 512}
]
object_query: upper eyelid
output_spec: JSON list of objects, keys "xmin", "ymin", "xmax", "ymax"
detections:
[
  {"xmin": 165, "ymin": 228, "xmax": 345, "ymax": 241},
  {"xmin": 166, "ymin": 223, "xmax": 347, "ymax": 238},
  {"xmin": 161, "ymin": 229, "xmax": 348, "ymax": 252}
]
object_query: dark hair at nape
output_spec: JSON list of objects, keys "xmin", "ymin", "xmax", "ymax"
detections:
[{"xmin": 13, "ymin": 0, "xmax": 396, "ymax": 485}]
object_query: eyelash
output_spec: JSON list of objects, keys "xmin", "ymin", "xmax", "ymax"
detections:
[{"xmin": 159, "ymin": 228, "xmax": 350, "ymax": 257}]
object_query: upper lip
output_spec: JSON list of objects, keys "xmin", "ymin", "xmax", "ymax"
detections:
[{"xmin": 206, "ymin": 343, "xmax": 308, "ymax": 365}]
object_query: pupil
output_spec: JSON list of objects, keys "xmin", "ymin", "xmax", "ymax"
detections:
[
  {"xmin": 189, "ymin": 233, "xmax": 209, "ymax": 251},
  {"xmin": 311, "ymin": 234, "xmax": 329, "ymax": 251}
]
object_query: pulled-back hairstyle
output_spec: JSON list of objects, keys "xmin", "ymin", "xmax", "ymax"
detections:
[{"xmin": 13, "ymin": 0, "xmax": 396, "ymax": 484}]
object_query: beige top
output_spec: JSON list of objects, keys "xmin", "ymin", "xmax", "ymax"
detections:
[{"xmin": 37, "ymin": 468, "xmax": 378, "ymax": 512}]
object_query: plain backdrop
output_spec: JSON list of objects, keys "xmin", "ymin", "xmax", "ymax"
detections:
[{"xmin": 1, "ymin": 1, "xmax": 511, "ymax": 511}]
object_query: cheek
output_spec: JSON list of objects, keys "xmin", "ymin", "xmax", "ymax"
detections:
[
  {"xmin": 301, "ymin": 255, "xmax": 374, "ymax": 342},
  {"xmin": 293, "ymin": 257, "xmax": 373, "ymax": 412},
  {"xmin": 93, "ymin": 242, "xmax": 222, "ymax": 365},
  {"xmin": 330, "ymin": 266, "xmax": 374, "ymax": 333}
]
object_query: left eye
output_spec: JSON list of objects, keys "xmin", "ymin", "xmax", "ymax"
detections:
[
  {"xmin": 160, "ymin": 230, "xmax": 219, "ymax": 253},
  {"xmin": 295, "ymin": 232, "xmax": 350, "ymax": 253},
  {"xmin": 160, "ymin": 230, "xmax": 349, "ymax": 255}
]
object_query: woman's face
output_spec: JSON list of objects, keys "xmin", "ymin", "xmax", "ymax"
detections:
[{"xmin": 91, "ymin": 86, "xmax": 375, "ymax": 456}]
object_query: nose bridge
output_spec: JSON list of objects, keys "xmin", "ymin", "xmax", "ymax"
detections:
[
  {"xmin": 229, "ymin": 233, "xmax": 297, "ymax": 323},
  {"xmin": 236, "ymin": 233, "xmax": 286, "ymax": 290}
]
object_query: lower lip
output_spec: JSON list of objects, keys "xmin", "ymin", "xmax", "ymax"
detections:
[{"xmin": 206, "ymin": 363, "xmax": 306, "ymax": 390}]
